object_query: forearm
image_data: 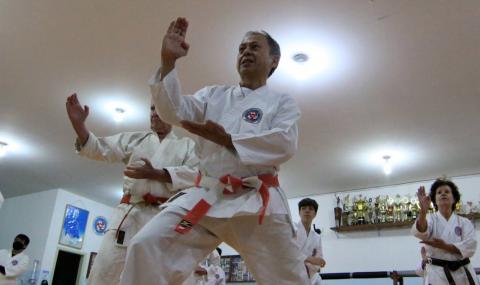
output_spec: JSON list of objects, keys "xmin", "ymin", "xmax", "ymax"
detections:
[
  {"xmin": 416, "ymin": 211, "xmax": 428, "ymax": 233},
  {"xmin": 72, "ymin": 122, "xmax": 89, "ymax": 146},
  {"xmin": 150, "ymin": 168, "xmax": 172, "ymax": 183},
  {"xmin": 160, "ymin": 58, "xmax": 176, "ymax": 80},
  {"xmin": 442, "ymin": 244, "xmax": 462, "ymax": 255}
]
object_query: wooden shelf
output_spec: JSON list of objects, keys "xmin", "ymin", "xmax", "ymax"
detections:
[
  {"xmin": 330, "ymin": 213, "xmax": 480, "ymax": 233},
  {"xmin": 330, "ymin": 220, "xmax": 414, "ymax": 232}
]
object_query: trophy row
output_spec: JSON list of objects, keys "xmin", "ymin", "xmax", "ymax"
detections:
[{"xmin": 334, "ymin": 194, "xmax": 480, "ymax": 227}]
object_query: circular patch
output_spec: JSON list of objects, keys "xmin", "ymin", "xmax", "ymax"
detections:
[
  {"xmin": 454, "ymin": 226, "xmax": 462, "ymax": 236},
  {"xmin": 93, "ymin": 216, "xmax": 108, "ymax": 235},
  {"xmin": 242, "ymin": 108, "xmax": 263, "ymax": 124},
  {"xmin": 12, "ymin": 260, "xmax": 18, "ymax": 266}
]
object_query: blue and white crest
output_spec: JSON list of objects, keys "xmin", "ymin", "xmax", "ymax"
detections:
[
  {"xmin": 12, "ymin": 260, "xmax": 18, "ymax": 266},
  {"xmin": 242, "ymin": 108, "xmax": 263, "ymax": 124},
  {"xmin": 93, "ymin": 216, "xmax": 108, "ymax": 235}
]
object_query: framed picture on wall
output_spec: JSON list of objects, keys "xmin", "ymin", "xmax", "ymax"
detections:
[{"xmin": 59, "ymin": 204, "xmax": 89, "ymax": 249}]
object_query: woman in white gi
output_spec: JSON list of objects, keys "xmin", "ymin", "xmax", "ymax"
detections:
[
  {"xmin": 412, "ymin": 178, "xmax": 479, "ymax": 285},
  {"xmin": 0, "ymin": 234, "xmax": 30, "ymax": 285},
  {"xmin": 66, "ymin": 94, "xmax": 199, "ymax": 285},
  {"xmin": 296, "ymin": 198, "xmax": 326, "ymax": 285}
]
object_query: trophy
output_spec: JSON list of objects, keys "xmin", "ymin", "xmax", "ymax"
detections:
[
  {"xmin": 378, "ymin": 196, "xmax": 387, "ymax": 223},
  {"xmin": 342, "ymin": 195, "xmax": 352, "ymax": 226},
  {"xmin": 356, "ymin": 195, "xmax": 367, "ymax": 225},
  {"xmin": 368, "ymin": 197, "xmax": 375, "ymax": 224},
  {"xmin": 334, "ymin": 195, "xmax": 342, "ymax": 227},
  {"xmin": 411, "ymin": 197, "xmax": 419, "ymax": 221},
  {"xmin": 386, "ymin": 196, "xmax": 394, "ymax": 223}
]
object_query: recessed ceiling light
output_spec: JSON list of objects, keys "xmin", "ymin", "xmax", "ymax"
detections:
[
  {"xmin": 113, "ymin": 107, "xmax": 126, "ymax": 122},
  {"xmin": 292, "ymin": 53, "xmax": 309, "ymax": 63}
]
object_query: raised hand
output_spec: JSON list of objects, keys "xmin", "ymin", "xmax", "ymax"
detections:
[
  {"xmin": 66, "ymin": 93, "xmax": 90, "ymax": 144},
  {"xmin": 66, "ymin": 93, "xmax": 89, "ymax": 125},
  {"xmin": 417, "ymin": 186, "xmax": 431, "ymax": 213},
  {"xmin": 161, "ymin": 17, "xmax": 190, "ymax": 65}
]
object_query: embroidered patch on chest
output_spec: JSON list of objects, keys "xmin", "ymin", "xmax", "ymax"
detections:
[
  {"xmin": 455, "ymin": 226, "xmax": 462, "ymax": 236},
  {"xmin": 242, "ymin": 108, "xmax": 263, "ymax": 124},
  {"xmin": 11, "ymin": 260, "xmax": 18, "ymax": 266}
]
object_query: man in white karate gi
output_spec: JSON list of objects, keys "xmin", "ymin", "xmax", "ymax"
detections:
[
  {"xmin": 0, "ymin": 234, "xmax": 30, "ymax": 285},
  {"xmin": 66, "ymin": 94, "xmax": 199, "ymax": 285},
  {"xmin": 119, "ymin": 17, "xmax": 310, "ymax": 285},
  {"xmin": 296, "ymin": 198, "xmax": 326, "ymax": 285}
]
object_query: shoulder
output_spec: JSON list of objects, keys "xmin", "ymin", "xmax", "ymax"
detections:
[{"xmin": 197, "ymin": 85, "xmax": 234, "ymax": 99}]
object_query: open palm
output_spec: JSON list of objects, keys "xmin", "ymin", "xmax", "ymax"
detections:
[
  {"xmin": 162, "ymin": 18, "xmax": 190, "ymax": 62},
  {"xmin": 417, "ymin": 186, "xmax": 431, "ymax": 212},
  {"xmin": 66, "ymin": 93, "xmax": 89, "ymax": 124}
]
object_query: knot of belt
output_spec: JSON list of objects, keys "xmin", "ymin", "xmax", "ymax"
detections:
[{"xmin": 175, "ymin": 174, "xmax": 279, "ymax": 235}]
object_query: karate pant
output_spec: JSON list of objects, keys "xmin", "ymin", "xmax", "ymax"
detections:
[
  {"xmin": 87, "ymin": 204, "xmax": 160, "ymax": 285},
  {"xmin": 120, "ymin": 205, "xmax": 310, "ymax": 285}
]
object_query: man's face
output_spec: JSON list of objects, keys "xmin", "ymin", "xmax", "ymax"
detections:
[
  {"xmin": 13, "ymin": 237, "xmax": 28, "ymax": 251},
  {"xmin": 299, "ymin": 205, "xmax": 317, "ymax": 224},
  {"xmin": 150, "ymin": 105, "xmax": 172, "ymax": 136},
  {"xmin": 236, "ymin": 33, "xmax": 279, "ymax": 80}
]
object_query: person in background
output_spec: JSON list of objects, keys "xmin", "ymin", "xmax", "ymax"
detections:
[
  {"xmin": 0, "ymin": 234, "xmax": 30, "ymax": 285},
  {"xmin": 412, "ymin": 178, "xmax": 479, "ymax": 285},
  {"xmin": 296, "ymin": 198, "xmax": 325, "ymax": 285}
]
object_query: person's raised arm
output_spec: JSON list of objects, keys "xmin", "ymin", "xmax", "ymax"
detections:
[
  {"xmin": 160, "ymin": 17, "xmax": 190, "ymax": 80},
  {"xmin": 416, "ymin": 186, "xmax": 430, "ymax": 233},
  {"xmin": 66, "ymin": 93, "xmax": 90, "ymax": 145}
]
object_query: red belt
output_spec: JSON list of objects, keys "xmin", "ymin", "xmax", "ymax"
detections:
[
  {"xmin": 115, "ymin": 193, "xmax": 168, "ymax": 239},
  {"xmin": 175, "ymin": 174, "xmax": 279, "ymax": 235}
]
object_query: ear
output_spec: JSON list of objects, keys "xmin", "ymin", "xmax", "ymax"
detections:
[{"xmin": 270, "ymin": 55, "xmax": 280, "ymax": 69}]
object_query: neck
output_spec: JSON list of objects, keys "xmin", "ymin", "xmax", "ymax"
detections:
[
  {"xmin": 302, "ymin": 220, "xmax": 312, "ymax": 234},
  {"xmin": 240, "ymin": 76, "xmax": 267, "ymax": 90},
  {"xmin": 438, "ymin": 207, "xmax": 453, "ymax": 220},
  {"xmin": 12, "ymin": 249, "xmax": 22, "ymax": 256},
  {"xmin": 156, "ymin": 131, "xmax": 169, "ymax": 140}
]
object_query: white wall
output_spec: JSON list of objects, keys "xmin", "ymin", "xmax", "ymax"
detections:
[
  {"xmin": 0, "ymin": 189, "xmax": 113, "ymax": 285},
  {"xmin": 0, "ymin": 189, "xmax": 58, "ymax": 283},
  {"xmin": 290, "ymin": 174, "xmax": 480, "ymax": 273},
  {"xmin": 41, "ymin": 189, "xmax": 113, "ymax": 285}
]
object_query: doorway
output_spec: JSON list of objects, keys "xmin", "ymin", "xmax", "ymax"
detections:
[{"xmin": 52, "ymin": 250, "xmax": 83, "ymax": 285}]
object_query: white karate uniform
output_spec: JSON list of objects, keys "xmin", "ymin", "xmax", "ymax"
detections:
[
  {"xmin": 0, "ymin": 250, "xmax": 29, "ymax": 285},
  {"xmin": 77, "ymin": 130, "xmax": 198, "ymax": 285},
  {"xmin": 296, "ymin": 222, "xmax": 324, "ymax": 285},
  {"xmin": 119, "ymin": 68, "xmax": 309, "ymax": 285},
  {"xmin": 411, "ymin": 212, "xmax": 479, "ymax": 285}
]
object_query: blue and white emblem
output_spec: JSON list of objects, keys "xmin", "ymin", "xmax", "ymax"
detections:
[
  {"xmin": 93, "ymin": 216, "xmax": 108, "ymax": 235},
  {"xmin": 12, "ymin": 260, "xmax": 18, "ymax": 266},
  {"xmin": 242, "ymin": 108, "xmax": 263, "ymax": 124}
]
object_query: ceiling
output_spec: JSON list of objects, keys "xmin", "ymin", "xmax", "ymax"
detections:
[{"xmin": 1, "ymin": 0, "xmax": 479, "ymax": 206}]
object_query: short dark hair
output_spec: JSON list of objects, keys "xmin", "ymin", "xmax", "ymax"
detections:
[
  {"xmin": 16, "ymin": 234, "xmax": 30, "ymax": 246},
  {"xmin": 244, "ymin": 31, "xmax": 281, "ymax": 77},
  {"xmin": 215, "ymin": 247, "xmax": 222, "ymax": 256},
  {"xmin": 429, "ymin": 179, "xmax": 460, "ymax": 211},
  {"xmin": 298, "ymin": 198, "xmax": 318, "ymax": 213}
]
